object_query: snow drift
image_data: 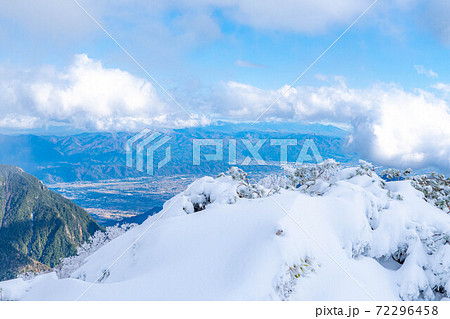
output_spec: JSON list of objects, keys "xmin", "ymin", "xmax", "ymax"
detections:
[{"xmin": 0, "ymin": 163, "xmax": 449, "ymax": 301}]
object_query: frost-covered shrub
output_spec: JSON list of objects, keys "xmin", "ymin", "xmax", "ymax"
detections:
[
  {"xmin": 189, "ymin": 193, "xmax": 212, "ymax": 213},
  {"xmin": 182, "ymin": 162, "xmax": 450, "ymax": 300},
  {"xmin": 236, "ymin": 182, "xmax": 270, "ymax": 199},
  {"xmin": 225, "ymin": 166, "xmax": 248, "ymax": 182},
  {"xmin": 226, "ymin": 167, "xmax": 271, "ymax": 199},
  {"xmin": 181, "ymin": 167, "xmax": 276, "ymax": 214},
  {"xmin": 396, "ymin": 232, "xmax": 450, "ymax": 301},
  {"xmin": 355, "ymin": 160, "xmax": 376, "ymax": 177},
  {"xmin": 259, "ymin": 174, "xmax": 290, "ymax": 192},
  {"xmin": 381, "ymin": 168, "xmax": 449, "ymax": 214},
  {"xmin": 275, "ymin": 257, "xmax": 317, "ymax": 301},
  {"xmin": 346, "ymin": 166, "xmax": 450, "ymax": 300},
  {"xmin": 279, "ymin": 160, "xmax": 450, "ymax": 300},
  {"xmin": 56, "ymin": 223, "xmax": 136, "ymax": 279},
  {"xmin": 283, "ymin": 159, "xmax": 339, "ymax": 195},
  {"xmin": 409, "ymin": 173, "xmax": 450, "ymax": 214},
  {"xmin": 381, "ymin": 168, "xmax": 412, "ymax": 181},
  {"xmin": 17, "ymin": 270, "xmax": 48, "ymax": 281},
  {"xmin": 181, "ymin": 177, "xmax": 237, "ymax": 214}
]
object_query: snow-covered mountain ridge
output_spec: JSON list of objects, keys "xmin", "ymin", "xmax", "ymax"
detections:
[{"xmin": 1, "ymin": 163, "xmax": 449, "ymax": 301}]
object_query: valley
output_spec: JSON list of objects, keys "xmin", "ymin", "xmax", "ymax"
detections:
[{"xmin": 47, "ymin": 175, "xmax": 198, "ymax": 225}]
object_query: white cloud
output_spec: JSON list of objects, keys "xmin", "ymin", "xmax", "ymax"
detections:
[
  {"xmin": 0, "ymin": 54, "xmax": 208, "ymax": 131},
  {"xmin": 414, "ymin": 65, "xmax": 438, "ymax": 78},
  {"xmin": 314, "ymin": 74, "xmax": 329, "ymax": 82},
  {"xmin": 1, "ymin": 55, "xmax": 449, "ymax": 171},
  {"xmin": 222, "ymin": 0, "xmax": 373, "ymax": 34},
  {"xmin": 235, "ymin": 60, "xmax": 268, "ymax": 69},
  {"xmin": 210, "ymin": 81, "xmax": 450, "ymax": 171},
  {"xmin": 0, "ymin": 115, "xmax": 39, "ymax": 129},
  {"xmin": 0, "ymin": 0, "xmax": 103, "ymax": 38},
  {"xmin": 423, "ymin": 0, "xmax": 450, "ymax": 46},
  {"xmin": 2, "ymin": 0, "xmax": 449, "ymax": 56},
  {"xmin": 433, "ymin": 83, "xmax": 450, "ymax": 93},
  {"xmin": 351, "ymin": 88, "xmax": 450, "ymax": 170},
  {"xmin": 0, "ymin": 0, "xmax": 381, "ymax": 38},
  {"xmin": 1, "ymin": 0, "xmax": 449, "ymax": 56}
]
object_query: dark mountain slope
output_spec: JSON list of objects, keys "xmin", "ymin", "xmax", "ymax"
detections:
[{"xmin": 0, "ymin": 165, "xmax": 102, "ymax": 280}]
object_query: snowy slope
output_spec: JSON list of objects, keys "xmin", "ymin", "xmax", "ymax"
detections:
[{"xmin": 1, "ymin": 165, "xmax": 449, "ymax": 301}]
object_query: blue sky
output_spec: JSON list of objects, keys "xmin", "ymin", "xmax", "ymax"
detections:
[
  {"xmin": 0, "ymin": 0, "xmax": 449, "ymax": 171},
  {"xmin": 0, "ymin": 0, "xmax": 448, "ymax": 89}
]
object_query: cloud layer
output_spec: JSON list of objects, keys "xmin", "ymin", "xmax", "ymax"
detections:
[
  {"xmin": 211, "ymin": 80, "xmax": 450, "ymax": 171},
  {"xmin": 2, "ymin": 0, "xmax": 449, "ymax": 44},
  {"xmin": 423, "ymin": 0, "xmax": 450, "ymax": 45},
  {"xmin": 1, "ymin": 55, "xmax": 449, "ymax": 171},
  {"xmin": 0, "ymin": 0, "xmax": 372, "ymax": 36},
  {"xmin": 0, "ymin": 54, "xmax": 206, "ymax": 131}
]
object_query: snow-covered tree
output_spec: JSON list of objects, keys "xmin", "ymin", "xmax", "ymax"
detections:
[
  {"xmin": 225, "ymin": 167, "xmax": 271, "ymax": 199},
  {"xmin": 56, "ymin": 223, "xmax": 136, "ymax": 279},
  {"xmin": 409, "ymin": 173, "xmax": 450, "ymax": 214},
  {"xmin": 381, "ymin": 168, "xmax": 449, "ymax": 214},
  {"xmin": 282, "ymin": 159, "xmax": 339, "ymax": 195},
  {"xmin": 381, "ymin": 168, "xmax": 412, "ymax": 181}
]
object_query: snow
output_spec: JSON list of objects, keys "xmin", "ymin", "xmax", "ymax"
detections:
[{"xmin": 1, "ymin": 165, "xmax": 449, "ymax": 301}]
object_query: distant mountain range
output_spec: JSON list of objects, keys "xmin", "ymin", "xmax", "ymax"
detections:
[
  {"xmin": 0, "ymin": 122, "xmax": 358, "ymax": 183},
  {"xmin": 0, "ymin": 165, "xmax": 102, "ymax": 280}
]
